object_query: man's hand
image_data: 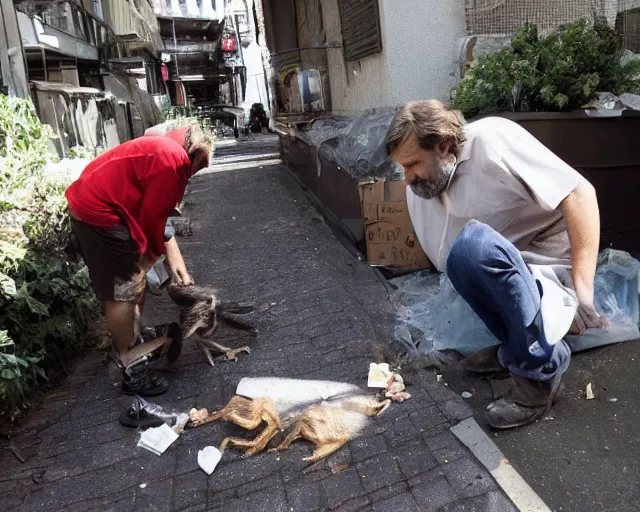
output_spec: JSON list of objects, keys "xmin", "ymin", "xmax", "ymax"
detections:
[
  {"xmin": 164, "ymin": 236, "xmax": 194, "ymax": 285},
  {"xmin": 569, "ymin": 283, "xmax": 609, "ymax": 334},
  {"xmin": 560, "ymin": 180, "xmax": 608, "ymax": 334},
  {"xmin": 167, "ymin": 258, "xmax": 194, "ymax": 285}
]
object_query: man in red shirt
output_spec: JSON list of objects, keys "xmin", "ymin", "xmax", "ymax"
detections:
[{"xmin": 65, "ymin": 125, "xmax": 212, "ymax": 396}]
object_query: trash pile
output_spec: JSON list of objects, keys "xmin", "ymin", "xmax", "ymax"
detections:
[
  {"xmin": 391, "ymin": 248, "xmax": 640, "ymax": 357},
  {"xmin": 123, "ymin": 365, "xmax": 409, "ymax": 473},
  {"xmin": 585, "ymin": 91, "xmax": 640, "ymax": 115}
]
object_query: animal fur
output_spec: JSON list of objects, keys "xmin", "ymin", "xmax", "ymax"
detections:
[
  {"xmin": 272, "ymin": 395, "xmax": 390, "ymax": 462},
  {"xmin": 187, "ymin": 393, "xmax": 391, "ymax": 462},
  {"xmin": 166, "ymin": 284, "xmax": 257, "ymax": 365},
  {"xmin": 187, "ymin": 395, "xmax": 281, "ymax": 457}
]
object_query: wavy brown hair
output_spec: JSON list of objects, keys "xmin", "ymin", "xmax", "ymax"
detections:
[{"xmin": 386, "ymin": 100, "xmax": 467, "ymax": 157}]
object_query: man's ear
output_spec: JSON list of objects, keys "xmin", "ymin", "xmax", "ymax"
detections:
[{"xmin": 436, "ymin": 139, "xmax": 452, "ymax": 156}]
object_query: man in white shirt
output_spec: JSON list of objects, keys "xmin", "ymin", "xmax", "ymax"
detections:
[{"xmin": 386, "ymin": 100, "xmax": 606, "ymax": 429}]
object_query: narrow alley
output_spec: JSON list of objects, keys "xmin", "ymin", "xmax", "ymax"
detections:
[{"xmin": 0, "ymin": 137, "xmax": 517, "ymax": 512}]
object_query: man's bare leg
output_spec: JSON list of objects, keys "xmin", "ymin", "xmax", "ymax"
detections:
[
  {"xmin": 134, "ymin": 288, "xmax": 147, "ymax": 342},
  {"xmin": 104, "ymin": 300, "xmax": 137, "ymax": 359}
]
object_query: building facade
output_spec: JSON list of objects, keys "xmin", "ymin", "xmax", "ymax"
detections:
[{"xmin": 254, "ymin": 0, "xmax": 640, "ymax": 118}]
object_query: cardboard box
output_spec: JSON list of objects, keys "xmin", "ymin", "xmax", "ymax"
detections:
[{"xmin": 358, "ymin": 179, "xmax": 431, "ymax": 270}]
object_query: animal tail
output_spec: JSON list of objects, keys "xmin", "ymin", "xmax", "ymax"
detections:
[
  {"xmin": 218, "ymin": 311, "xmax": 258, "ymax": 334},
  {"xmin": 216, "ymin": 301, "xmax": 256, "ymax": 316}
]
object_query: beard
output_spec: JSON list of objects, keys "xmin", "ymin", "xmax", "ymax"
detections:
[{"xmin": 409, "ymin": 155, "xmax": 457, "ymax": 200}]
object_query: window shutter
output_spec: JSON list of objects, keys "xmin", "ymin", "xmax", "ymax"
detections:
[{"xmin": 338, "ymin": 0, "xmax": 382, "ymax": 62}]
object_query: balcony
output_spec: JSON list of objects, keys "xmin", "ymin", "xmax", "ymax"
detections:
[
  {"xmin": 14, "ymin": 1, "xmax": 109, "ymax": 62},
  {"xmin": 102, "ymin": 0, "xmax": 162, "ymax": 52},
  {"xmin": 153, "ymin": 0, "xmax": 223, "ymax": 21},
  {"xmin": 158, "ymin": 15, "xmax": 224, "ymax": 55}
]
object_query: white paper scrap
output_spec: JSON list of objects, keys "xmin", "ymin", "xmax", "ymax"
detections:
[
  {"xmin": 137, "ymin": 423, "xmax": 179, "ymax": 456},
  {"xmin": 367, "ymin": 363, "xmax": 392, "ymax": 388}
]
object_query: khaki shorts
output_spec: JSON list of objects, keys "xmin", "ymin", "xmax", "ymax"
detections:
[{"xmin": 71, "ymin": 217, "xmax": 146, "ymax": 303}]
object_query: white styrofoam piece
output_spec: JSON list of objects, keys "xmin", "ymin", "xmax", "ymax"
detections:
[
  {"xmin": 235, "ymin": 377, "xmax": 362, "ymax": 413},
  {"xmin": 198, "ymin": 446, "xmax": 222, "ymax": 475}
]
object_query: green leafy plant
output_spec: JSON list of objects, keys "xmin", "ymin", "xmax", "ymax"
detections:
[
  {"xmin": 0, "ymin": 95, "xmax": 98, "ymax": 421},
  {"xmin": 451, "ymin": 17, "xmax": 640, "ymax": 118},
  {"xmin": 66, "ymin": 145, "xmax": 94, "ymax": 159}
]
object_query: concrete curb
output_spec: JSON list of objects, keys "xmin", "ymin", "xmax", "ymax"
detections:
[{"xmin": 451, "ymin": 418, "xmax": 551, "ymax": 512}]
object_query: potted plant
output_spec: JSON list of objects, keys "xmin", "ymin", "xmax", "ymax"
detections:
[{"xmin": 450, "ymin": 18, "xmax": 640, "ymax": 254}]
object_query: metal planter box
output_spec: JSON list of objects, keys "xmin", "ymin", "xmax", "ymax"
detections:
[{"xmin": 497, "ymin": 111, "xmax": 640, "ymax": 255}]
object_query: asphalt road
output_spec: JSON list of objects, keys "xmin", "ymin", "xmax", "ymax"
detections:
[{"xmin": 441, "ymin": 339, "xmax": 640, "ymax": 512}]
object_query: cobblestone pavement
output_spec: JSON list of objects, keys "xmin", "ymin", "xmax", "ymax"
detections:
[{"xmin": 0, "ymin": 139, "xmax": 517, "ymax": 511}]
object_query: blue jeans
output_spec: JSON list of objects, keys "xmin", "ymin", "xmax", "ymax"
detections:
[{"xmin": 446, "ymin": 220, "xmax": 571, "ymax": 382}]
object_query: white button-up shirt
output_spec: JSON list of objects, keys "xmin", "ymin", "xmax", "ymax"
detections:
[{"xmin": 407, "ymin": 116, "xmax": 586, "ymax": 343}]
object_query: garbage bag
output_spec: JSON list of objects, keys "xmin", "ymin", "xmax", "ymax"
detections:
[
  {"xmin": 333, "ymin": 108, "xmax": 404, "ymax": 180},
  {"xmin": 392, "ymin": 249, "xmax": 640, "ymax": 357}
]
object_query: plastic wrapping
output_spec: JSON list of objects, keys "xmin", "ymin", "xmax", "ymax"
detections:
[
  {"xmin": 593, "ymin": 248, "xmax": 640, "ymax": 325},
  {"xmin": 391, "ymin": 271, "xmax": 500, "ymax": 357},
  {"xmin": 565, "ymin": 249, "xmax": 640, "ymax": 351},
  {"xmin": 132, "ymin": 396, "xmax": 177, "ymax": 422},
  {"xmin": 333, "ymin": 108, "xmax": 404, "ymax": 180},
  {"xmin": 392, "ymin": 249, "xmax": 640, "ymax": 357}
]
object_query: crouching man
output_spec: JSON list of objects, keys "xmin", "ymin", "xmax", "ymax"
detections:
[
  {"xmin": 386, "ymin": 100, "xmax": 607, "ymax": 429},
  {"xmin": 65, "ymin": 125, "xmax": 212, "ymax": 397}
]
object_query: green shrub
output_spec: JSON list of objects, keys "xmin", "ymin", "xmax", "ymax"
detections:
[
  {"xmin": 451, "ymin": 17, "xmax": 640, "ymax": 119},
  {"xmin": 0, "ymin": 95, "xmax": 98, "ymax": 421}
]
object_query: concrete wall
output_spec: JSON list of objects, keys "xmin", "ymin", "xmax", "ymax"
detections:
[
  {"xmin": 321, "ymin": 0, "xmax": 392, "ymax": 114},
  {"xmin": 381, "ymin": 0, "xmax": 465, "ymax": 105},
  {"xmin": 320, "ymin": 0, "xmax": 465, "ymax": 115}
]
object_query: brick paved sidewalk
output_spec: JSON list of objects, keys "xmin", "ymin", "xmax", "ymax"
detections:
[{"xmin": 0, "ymin": 144, "xmax": 517, "ymax": 511}]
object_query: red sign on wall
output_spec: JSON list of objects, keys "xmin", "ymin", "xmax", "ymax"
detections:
[
  {"xmin": 222, "ymin": 37, "xmax": 237, "ymax": 52},
  {"xmin": 161, "ymin": 63, "xmax": 169, "ymax": 82}
]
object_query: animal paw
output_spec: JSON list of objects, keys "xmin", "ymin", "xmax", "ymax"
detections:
[{"xmin": 226, "ymin": 346, "xmax": 251, "ymax": 361}]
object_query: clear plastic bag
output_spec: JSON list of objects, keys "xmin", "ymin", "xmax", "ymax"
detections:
[
  {"xmin": 392, "ymin": 249, "xmax": 640, "ymax": 357},
  {"xmin": 391, "ymin": 271, "xmax": 499, "ymax": 357},
  {"xmin": 594, "ymin": 248, "xmax": 639, "ymax": 325},
  {"xmin": 567, "ymin": 249, "xmax": 640, "ymax": 351}
]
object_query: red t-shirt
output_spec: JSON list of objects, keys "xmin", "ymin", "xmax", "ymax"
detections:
[{"xmin": 65, "ymin": 135, "xmax": 192, "ymax": 259}]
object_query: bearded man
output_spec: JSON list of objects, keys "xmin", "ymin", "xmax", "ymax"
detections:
[{"xmin": 386, "ymin": 100, "xmax": 606, "ymax": 429}]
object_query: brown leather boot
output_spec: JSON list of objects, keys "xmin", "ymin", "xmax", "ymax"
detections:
[
  {"xmin": 485, "ymin": 373, "xmax": 564, "ymax": 430},
  {"xmin": 461, "ymin": 345, "xmax": 506, "ymax": 376}
]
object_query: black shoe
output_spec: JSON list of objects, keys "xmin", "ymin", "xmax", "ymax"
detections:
[
  {"xmin": 139, "ymin": 325, "xmax": 157, "ymax": 343},
  {"xmin": 122, "ymin": 362, "xmax": 168, "ymax": 397}
]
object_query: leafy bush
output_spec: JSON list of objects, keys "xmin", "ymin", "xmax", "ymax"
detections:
[
  {"xmin": 0, "ymin": 95, "xmax": 98, "ymax": 421},
  {"xmin": 451, "ymin": 18, "xmax": 640, "ymax": 119}
]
